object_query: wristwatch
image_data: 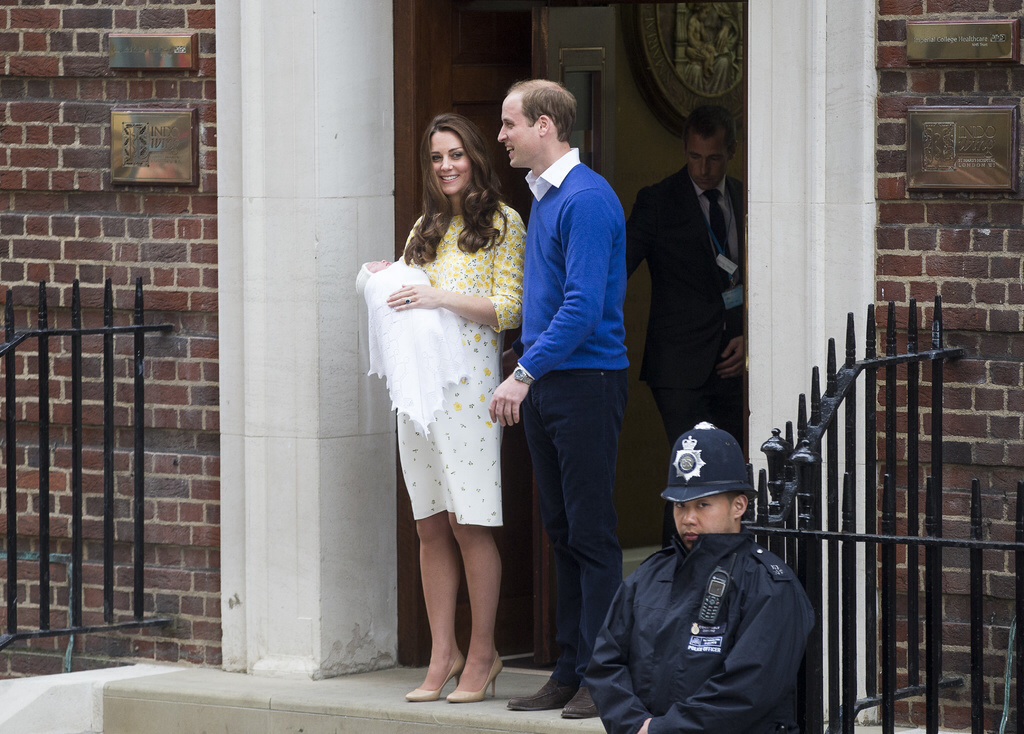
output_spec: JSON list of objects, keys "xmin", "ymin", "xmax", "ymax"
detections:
[{"xmin": 513, "ymin": 364, "xmax": 535, "ymax": 386}]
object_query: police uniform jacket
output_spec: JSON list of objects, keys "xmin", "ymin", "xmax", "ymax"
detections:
[{"xmin": 588, "ymin": 530, "xmax": 815, "ymax": 734}]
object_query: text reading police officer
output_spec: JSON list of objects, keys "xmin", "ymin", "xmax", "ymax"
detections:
[{"xmin": 588, "ymin": 423, "xmax": 815, "ymax": 734}]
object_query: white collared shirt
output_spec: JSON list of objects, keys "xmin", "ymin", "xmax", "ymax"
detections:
[
  {"xmin": 691, "ymin": 176, "xmax": 738, "ymax": 264},
  {"xmin": 526, "ymin": 148, "xmax": 581, "ymax": 201}
]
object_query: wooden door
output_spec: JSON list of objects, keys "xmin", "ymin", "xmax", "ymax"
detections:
[{"xmin": 393, "ymin": 0, "xmax": 534, "ymax": 666}]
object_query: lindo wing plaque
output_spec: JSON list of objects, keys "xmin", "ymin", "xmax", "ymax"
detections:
[
  {"xmin": 111, "ymin": 109, "xmax": 198, "ymax": 185},
  {"xmin": 908, "ymin": 106, "xmax": 1018, "ymax": 191}
]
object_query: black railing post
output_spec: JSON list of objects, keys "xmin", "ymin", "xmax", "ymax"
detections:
[
  {"xmin": 37, "ymin": 282, "xmax": 51, "ymax": 631},
  {"xmin": 926, "ymin": 297, "xmax": 946, "ymax": 734},
  {"xmin": 880, "ymin": 473, "xmax": 896, "ymax": 734},
  {"xmin": 825, "ymin": 341, "xmax": 840, "ymax": 730},
  {"xmin": 906, "ymin": 299, "xmax": 920, "ymax": 687},
  {"xmin": 864, "ymin": 304, "xmax": 878, "ymax": 698},
  {"xmin": 71, "ymin": 282, "xmax": 84, "ymax": 629},
  {"xmin": 924, "ymin": 475, "xmax": 942, "ymax": 734},
  {"xmin": 4, "ymin": 290, "xmax": 17, "ymax": 634},
  {"xmin": 793, "ymin": 438, "xmax": 823, "ymax": 734},
  {"xmin": 968, "ymin": 479, "xmax": 983, "ymax": 734},
  {"xmin": 1016, "ymin": 480, "xmax": 1023, "ymax": 734},
  {"xmin": 841, "ymin": 472, "xmax": 857, "ymax": 734},
  {"xmin": 132, "ymin": 279, "xmax": 146, "ymax": 620},
  {"xmin": 103, "ymin": 279, "xmax": 115, "ymax": 623}
]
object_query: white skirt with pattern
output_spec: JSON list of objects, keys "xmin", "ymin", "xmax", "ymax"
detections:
[{"xmin": 397, "ymin": 318, "xmax": 503, "ymax": 526}]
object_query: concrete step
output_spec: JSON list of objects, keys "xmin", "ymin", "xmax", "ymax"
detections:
[
  {"xmin": 100, "ymin": 663, "xmax": 926, "ymax": 734},
  {"xmin": 103, "ymin": 664, "xmax": 604, "ymax": 734},
  {"xmin": 0, "ymin": 664, "xmax": 175, "ymax": 734}
]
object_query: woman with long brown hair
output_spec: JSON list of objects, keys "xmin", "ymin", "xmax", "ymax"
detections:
[{"xmin": 365, "ymin": 113, "xmax": 524, "ymax": 703}]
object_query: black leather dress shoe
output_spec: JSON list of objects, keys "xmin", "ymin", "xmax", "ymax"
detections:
[
  {"xmin": 506, "ymin": 677, "xmax": 578, "ymax": 711},
  {"xmin": 561, "ymin": 686, "xmax": 598, "ymax": 719}
]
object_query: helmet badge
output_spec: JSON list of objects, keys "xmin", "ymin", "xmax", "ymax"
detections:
[{"xmin": 673, "ymin": 435, "xmax": 706, "ymax": 482}]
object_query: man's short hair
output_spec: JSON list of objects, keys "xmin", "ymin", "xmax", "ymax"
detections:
[
  {"xmin": 682, "ymin": 105, "xmax": 737, "ymax": 154},
  {"xmin": 507, "ymin": 79, "xmax": 576, "ymax": 144}
]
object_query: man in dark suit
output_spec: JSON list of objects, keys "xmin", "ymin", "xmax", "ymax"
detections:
[{"xmin": 626, "ymin": 105, "xmax": 745, "ymax": 543}]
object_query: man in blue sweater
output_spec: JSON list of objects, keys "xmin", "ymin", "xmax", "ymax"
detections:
[{"xmin": 490, "ymin": 79, "xmax": 629, "ymax": 719}]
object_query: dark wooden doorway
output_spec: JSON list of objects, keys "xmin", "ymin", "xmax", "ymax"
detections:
[
  {"xmin": 393, "ymin": 0, "xmax": 750, "ymax": 668},
  {"xmin": 393, "ymin": 0, "xmax": 537, "ymax": 666}
]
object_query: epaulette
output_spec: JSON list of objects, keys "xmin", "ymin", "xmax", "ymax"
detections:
[{"xmin": 750, "ymin": 545, "xmax": 795, "ymax": 582}]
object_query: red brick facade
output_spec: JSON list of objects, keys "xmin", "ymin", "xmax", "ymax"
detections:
[
  {"xmin": 0, "ymin": 1, "xmax": 219, "ymax": 676},
  {"xmin": 0, "ymin": 4, "xmax": 1020, "ymax": 728},
  {"xmin": 877, "ymin": 1, "xmax": 1022, "ymax": 729}
]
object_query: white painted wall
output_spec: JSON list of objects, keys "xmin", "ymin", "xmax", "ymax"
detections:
[
  {"xmin": 746, "ymin": 1, "xmax": 876, "ymax": 451},
  {"xmin": 746, "ymin": 2, "xmax": 877, "ymax": 717},
  {"xmin": 216, "ymin": 0, "xmax": 397, "ymax": 677}
]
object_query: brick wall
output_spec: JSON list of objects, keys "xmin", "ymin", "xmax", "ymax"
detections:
[
  {"xmin": 877, "ymin": 0, "xmax": 1022, "ymax": 729},
  {"xmin": 0, "ymin": 1, "xmax": 219, "ymax": 676}
]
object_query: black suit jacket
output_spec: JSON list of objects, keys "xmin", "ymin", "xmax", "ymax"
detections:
[{"xmin": 626, "ymin": 167, "xmax": 744, "ymax": 389}]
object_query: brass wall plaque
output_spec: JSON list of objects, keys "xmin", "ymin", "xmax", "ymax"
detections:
[
  {"xmin": 907, "ymin": 20, "xmax": 1019, "ymax": 63},
  {"xmin": 111, "ymin": 109, "xmax": 198, "ymax": 186},
  {"xmin": 109, "ymin": 33, "xmax": 199, "ymax": 70},
  {"xmin": 908, "ymin": 106, "xmax": 1018, "ymax": 191}
]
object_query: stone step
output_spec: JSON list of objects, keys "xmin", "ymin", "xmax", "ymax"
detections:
[
  {"xmin": 100, "ymin": 663, "xmax": 922, "ymax": 734},
  {"xmin": 0, "ymin": 664, "xmax": 175, "ymax": 734},
  {"xmin": 103, "ymin": 664, "xmax": 604, "ymax": 734}
]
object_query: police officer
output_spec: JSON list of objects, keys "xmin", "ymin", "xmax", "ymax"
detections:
[{"xmin": 588, "ymin": 423, "xmax": 815, "ymax": 734}]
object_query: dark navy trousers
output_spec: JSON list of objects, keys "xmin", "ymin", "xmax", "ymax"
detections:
[{"xmin": 522, "ymin": 368, "xmax": 628, "ymax": 687}]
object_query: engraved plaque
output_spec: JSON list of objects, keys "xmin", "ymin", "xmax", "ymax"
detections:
[
  {"xmin": 908, "ymin": 106, "xmax": 1018, "ymax": 191},
  {"xmin": 111, "ymin": 109, "xmax": 198, "ymax": 185},
  {"xmin": 109, "ymin": 33, "xmax": 199, "ymax": 70},
  {"xmin": 907, "ymin": 20, "xmax": 1019, "ymax": 63}
]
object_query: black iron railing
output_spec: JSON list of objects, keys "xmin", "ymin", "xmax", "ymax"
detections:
[
  {"xmin": 750, "ymin": 297, "xmax": 1024, "ymax": 734},
  {"xmin": 1, "ymin": 278, "xmax": 173, "ymax": 652}
]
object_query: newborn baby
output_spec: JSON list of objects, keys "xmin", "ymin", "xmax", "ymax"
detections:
[{"xmin": 357, "ymin": 260, "xmax": 468, "ymax": 434}]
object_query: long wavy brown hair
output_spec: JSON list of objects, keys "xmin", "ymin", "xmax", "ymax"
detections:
[{"xmin": 404, "ymin": 113, "xmax": 507, "ymax": 266}]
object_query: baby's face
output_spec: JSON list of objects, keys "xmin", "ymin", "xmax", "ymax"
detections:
[{"xmin": 367, "ymin": 260, "xmax": 392, "ymax": 274}]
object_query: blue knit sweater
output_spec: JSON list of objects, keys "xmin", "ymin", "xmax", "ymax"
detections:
[{"xmin": 519, "ymin": 165, "xmax": 628, "ymax": 378}]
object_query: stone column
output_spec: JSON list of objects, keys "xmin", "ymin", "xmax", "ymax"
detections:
[
  {"xmin": 746, "ymin": 1, "xmax": 876, "ymax": 443},
  {"xmin": 216, "ymin": 0, "xmax": 397, "ymax": 677}
]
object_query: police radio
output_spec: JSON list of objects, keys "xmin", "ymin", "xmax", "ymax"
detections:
[{"xmin": 698, "ymin": 553, "xmax": 737, "ymax": 625}]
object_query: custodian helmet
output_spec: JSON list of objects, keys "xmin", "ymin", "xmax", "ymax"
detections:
[{"xmin": 661, "ymin": 422, "xmax": 754, "ymax": 504}]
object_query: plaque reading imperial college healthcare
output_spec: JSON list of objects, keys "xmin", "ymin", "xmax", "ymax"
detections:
[
  {"xmin": 111, "ymin": 109, "xmax": 198, "ymax": 185},
  {"xmin": 908, "ymin": 106, "xmax": 1018, "ymax": 192},
  {"xmin": 907, "ymin": 20, "xmax": 1019, "ymax": 63},
  {"xmin": 109, "ymin": 34, "xmax": 199, "ymax": 70}
]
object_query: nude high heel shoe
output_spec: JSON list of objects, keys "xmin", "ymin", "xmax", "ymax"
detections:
[
  {"xmin": 446, "ymin": 655, "xmax": 503, "ymax": 703},
  {"xmin": 405, "ymin": 652, "xmax": 465, "ymax": 702}
]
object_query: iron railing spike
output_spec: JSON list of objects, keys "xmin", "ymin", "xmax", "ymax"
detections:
[
  {"xmin": 845, "ymin": 312, "xmax": 856, "ymax": 368},
  {"xmin": 826, "ymin": 338, "xmax": 837, "ymax": 396},
  {"xmin": 866, "ymin": 303, "xmax": 877, "ymax": 359},
  {"xmin": 886, "ymin": 301, "xmax": 897, "ymax": 357},
  {"xmin": 932, "ymin": 295, "xmax": 943, "ymax": 350},
  {"xmin": 810, "ymin": 367, "xmax": 821, "ymax": 426},
  {"xmin": 908, "ymin": 298, "xmax": 918, "ymax": 354}
]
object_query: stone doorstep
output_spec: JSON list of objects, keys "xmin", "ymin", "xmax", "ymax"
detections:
[
  {"xmin": 103, "ymin": 664, "xmax": 603, "ymax": 734},
  {"xmin": 99, "ymin": 663, "xmax": 932, "ymax": 734}
]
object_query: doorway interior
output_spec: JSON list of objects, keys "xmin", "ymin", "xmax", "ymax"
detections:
[{"xmin": 393, "ymin": 0, "xmax": 749, "ymax": 667}]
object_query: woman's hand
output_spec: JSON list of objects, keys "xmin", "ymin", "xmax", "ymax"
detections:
[{"xmin": 387, "ymin": 284, "xmax": 447, "ymax": 311}]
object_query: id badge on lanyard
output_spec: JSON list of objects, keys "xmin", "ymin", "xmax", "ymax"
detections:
[{"xmin": 704, "ymin": 211, "xmax": 739, "ymax": 286}]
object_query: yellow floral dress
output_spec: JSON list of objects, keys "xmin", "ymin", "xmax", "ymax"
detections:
[{"xmin": 398, "ymin": 204, "xmax": 525, "ymax": 526}]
